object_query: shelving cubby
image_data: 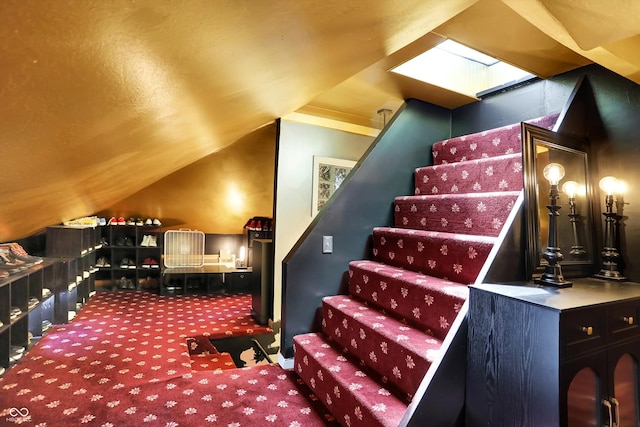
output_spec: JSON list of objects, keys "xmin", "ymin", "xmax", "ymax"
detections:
[
  {"xmin": 0, "ymin": 260, "xmax": 58, "ymax": 374},
  {"xmin": 95, "ymin": 224, "xmax": 163, "ymax": 292}
]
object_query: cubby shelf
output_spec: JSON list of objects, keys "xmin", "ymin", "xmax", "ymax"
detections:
[
  {"xmin": 94, "ymin": 224, "xmax": 163, "ymax": 292},
  {"xmin": 0, "ymin": 259, "xmax": 62, "ymax": 374}
]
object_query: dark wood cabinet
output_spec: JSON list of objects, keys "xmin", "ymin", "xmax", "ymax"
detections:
[
  {"xmin": 251, "ymin": 239, "xmax": 273, "ymax": 325},
  {"xmin": 467, "ymin": 278, "xmax": 640, "ymax": 427}
]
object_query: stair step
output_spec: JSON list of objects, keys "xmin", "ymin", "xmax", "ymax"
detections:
[
  {"xmin": 414, "ymin": 153, "xmax": 524, "ymax": 196},
  {"xmin": 431, "ymin": 114, "xmax": 558, "ymax": 165},
  {"xmin": 294, "ymin": 332, "xmax": 408, "ymax": 427},
  {"xmin": 348, "ymin": 260, "xmax": 468, "ymax": 340},
  {"xmin": 372, "ymin": 227, "xmax": 496, "ymax": 284},
  {"xmin": 394, "ymin": 191, "xmax": 520, "ymax": 236},
  {"xmin": 322, "ymin": 295, "xmax": 442, "ymax": 400}
]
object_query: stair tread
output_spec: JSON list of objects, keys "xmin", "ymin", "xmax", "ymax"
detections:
[
  {"xmin": 348, "ymin": 260, "xmax": 467, "ymax": 339},
  {"xmin": 323, "ymin": 295, "xmax": 441, "ymax": 399},
  {"xmin": 294, "ymin": 332, "xmax": 408, "ymax": 427},
  {"xmin": 394, "ymin": 191, "xmax": 520, "ymax": 236}
]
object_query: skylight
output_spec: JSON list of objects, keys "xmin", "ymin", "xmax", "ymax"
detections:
[{"xmin": 391, "ymin": 40, "xmax": 534, "ymax": 98}]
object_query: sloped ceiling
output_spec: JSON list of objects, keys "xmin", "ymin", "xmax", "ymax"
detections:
[{"xmin": 1, "ymin": 0, "xmax": 639, "ymax": 241}]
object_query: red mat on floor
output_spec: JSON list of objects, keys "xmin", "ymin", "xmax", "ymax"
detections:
[{"xmin": 0, "ymin": 291, "xmax": 337, "ymax": 426}]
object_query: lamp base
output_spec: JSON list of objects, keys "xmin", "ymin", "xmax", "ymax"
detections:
[
  {"xmin": 534, "ymin": 275, "xmax": 573, "ymax": 288},
  {"xmin": 594, "ymin": 271, "xmax": 626, "ymax": 281}
]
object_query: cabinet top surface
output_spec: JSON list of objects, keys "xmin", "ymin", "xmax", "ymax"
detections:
[{"xmin": 472, "ymin": 277, "xmax": 640, "ymax": 310}]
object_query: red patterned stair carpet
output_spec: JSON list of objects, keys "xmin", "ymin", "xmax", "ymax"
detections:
[
  {"xmin": 0, "ymin": 291, "xmax": 339, "ymax": 426},
  {"xmin": 293, "ymin": 115, "xmax": 558, "ymax": 427}
]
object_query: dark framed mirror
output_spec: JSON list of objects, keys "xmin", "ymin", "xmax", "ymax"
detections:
[{"xmin": 522, "ymin": 123, "xmax": 595, "ymax": 280}]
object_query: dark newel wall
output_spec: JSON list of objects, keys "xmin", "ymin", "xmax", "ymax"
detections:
[{"xmin": 280, "ymin": 99, "xmax": 451, "ymax": 358}]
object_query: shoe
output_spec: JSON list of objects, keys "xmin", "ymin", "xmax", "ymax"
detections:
[
  {"xmin": 127, "ymin": 218, "xmax": 135, "ymax": 225},
  {"xmin": 100, "ymin": 237, "xmax": 109, "ymax": 246},
  {"xmin": 129, "ymin": 259, "xmax": 137, "ymax": 269},
  {"xmin": 42, "ymin": 288, "xmax": 52, "ymax": 298},
  {"xmin": 142, "ymin": 258, "xmax": 152, "ymax": 268},
  {"xmin": 120, "ymin": 258, "xmax": 131, "ymax": 269},
  {"xmin": 117, "ymin": 217, "xmax": 126, "ymax": 225},
  {"xmin": 145, "ymin": 218, "xmax": 153, "ymax": 226},
  {"xmin": 152, "ymin": 218, "xmax": 161, "ymax": 227},
  {"xmin": 98, "ymin": 217, "xmax": 107, "ymax": 226},
  {"xmin": 148, "ymin": 235, "xmax": 158, "ymax": 247},
  {"xmin": 108, "ymin": 217, "xmax": 117, "ymax": 225},
  {"xmin": 136, "ymin": 218, "xmax": 144, "ymax": 226},
  {"xmin": 115, "ymin": 235, "xmax": 125, "ymax": 246},
  {"xmin": 124, "ymin": 236, "xmax": 134, "ymax": 246},
  {"xmin": 0, "ymin": 247, "xmax": 28, "ymax": 271},
  {"xmin": 140, "ymin": 235, "xmax": 150, "ymax": 247},
  {"xmin": 127, "ymin": 279, "xmax": 136, "ymax": 290},
  {"xmin": 149, "ymin": 259, "xmax": 160, "ymax": 269},
  {"xmin": 28, "ymin": 296, "xmax": 39, "ymax": 308},
  {"xmin": 6, "ymin": 243, "xmax": 43, "ymax": 265},
  {"xmin": 10, "ymin": 306, "xmax": 22, "ymax": 320},
  {"xmin": 119, "ymin": 276, "xmax": 128, "ymax": 289}
]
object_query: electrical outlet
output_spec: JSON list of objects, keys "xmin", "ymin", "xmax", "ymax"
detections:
[{"xmin": 322, "ymin": 235, "xmax": 333, "ymax": 254}]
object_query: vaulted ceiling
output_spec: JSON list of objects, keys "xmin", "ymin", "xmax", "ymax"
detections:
[{"xmin": 2, "ymin": 0, "xmax": 639, "ymax": 240}]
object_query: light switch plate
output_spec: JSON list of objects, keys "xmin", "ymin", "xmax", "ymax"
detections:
[{"xmin": 322, "ymin": 235, "xmax": 333, "ymax": 254}]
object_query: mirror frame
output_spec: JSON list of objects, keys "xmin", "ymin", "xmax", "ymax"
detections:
[{"xmin": 522, "ymin": 123, "xmax": 596, "ymax": 280}]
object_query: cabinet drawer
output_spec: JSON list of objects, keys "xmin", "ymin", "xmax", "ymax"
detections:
[
  {"xmin": 562, "ymin": 307, "xmax": 606, "ymax": 359},
  {"xmin": 608, "ymin": 299, "xmax": 640, "ymax": 343}
]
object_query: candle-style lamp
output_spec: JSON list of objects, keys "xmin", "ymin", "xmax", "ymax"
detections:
[
  {"xmin": 536, "ymin": 163, "xmax": 572, "ymax": 288},
  {"xmin": 561, "ymin": 180, "xmax": 587, "ymax": 257},
  {"xmin": 595, "ymin": 176, "xmax": 626, "ymax": 281}
]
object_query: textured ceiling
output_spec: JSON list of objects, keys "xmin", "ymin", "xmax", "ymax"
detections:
[{"xmin": 1, "ymin": 0, "xmax": 639, "ymax": 240}]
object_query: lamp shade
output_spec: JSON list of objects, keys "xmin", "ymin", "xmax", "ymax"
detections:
[
  {"xmin": 543, "ymin": 163, "xmax": 565, "ymax": 185},
  {"xmin": 599, "ymin": 176, "xmax": 618, "ymax": 195}
]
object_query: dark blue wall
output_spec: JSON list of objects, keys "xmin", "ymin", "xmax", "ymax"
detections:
[{"xmin": 280, "ymin": 99, "xmax": 451, "ymax": 357}]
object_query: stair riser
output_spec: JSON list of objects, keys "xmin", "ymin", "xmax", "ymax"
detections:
[
  {"xmin": 432, "ymin": 125, "xmax": 521, "ymax": 165},
  {"xmin": 322, "ymin": 296, "xmax": 440, "ymax": 399},
  {"xmin": 395, "ymin": 192, "xmax": 519, "ymax": 236},
  {"xmin": 348, "ymin": 261, "xmax": 468, "ymax": 340},
  {"xmin": 431, "ymin": 114, "xmax": 558, "ymax": 165},
  {"xmin": 372, "ymin": 228, "xmax": 495, "ymax": 284},
  {"xmin": 294, "ymin": 334, "xmax": 407, "ymax": 427},
  {"xmin": 414, "ymin": 154, "xmax": 524, "ymax": 196}
]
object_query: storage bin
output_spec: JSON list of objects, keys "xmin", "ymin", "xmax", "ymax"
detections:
[{"xmin": 163, "ymin": 229, "xmax": 205, "ymax": 268}]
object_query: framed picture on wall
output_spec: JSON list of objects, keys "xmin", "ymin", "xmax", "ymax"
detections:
[{"xmin": 312, "ymin": 156, "xmax": 356, "ymax": 217}]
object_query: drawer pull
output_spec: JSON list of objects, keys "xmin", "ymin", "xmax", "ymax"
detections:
[
  {"xmin": 582, "ymin": 326, "xmax": 593, "ymax": 336},
  {"xmin": 611, "ymin": 397, "xmax": 620, "ymax": 427},
  {"xmin": 623, "ymin": 316, "xmax": 634, "ymax": 325},
  {"xmin": 603, "ymin": 399, "xmax": 613, "ymax": 427}
]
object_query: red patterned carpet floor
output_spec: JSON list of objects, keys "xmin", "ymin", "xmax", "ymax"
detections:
[{"xmin": 0, "ymin": 291, "xmax": 337, "ymax": 426}]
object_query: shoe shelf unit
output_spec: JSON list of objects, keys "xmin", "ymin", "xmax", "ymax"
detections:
[
  {"xmin": 0, "ymin": 260, "xmax": 59, "ymax": 375},
  {"xmin": 161, "ymin": 265, "xmax": 251, "ymax": 296},
  {"xmin": 45, "ymin": 225, "xmax": 100, "ymax": 316},
  {"xmin": 94, "ymin": 224, "xmax": 163, "ymax": 292}
]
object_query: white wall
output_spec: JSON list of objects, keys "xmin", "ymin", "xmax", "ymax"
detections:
[{"xmin": 272, "ymin": 120, "xmax": 374, "ymax": 348}]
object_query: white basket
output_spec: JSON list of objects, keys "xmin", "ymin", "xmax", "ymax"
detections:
[{"xmin": 163, "ymin": 229, "xmax": 205, "ymax": 268}]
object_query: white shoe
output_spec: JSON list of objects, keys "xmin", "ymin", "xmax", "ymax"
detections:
[
  {"xmin": 153, "ymin": 218, "xmax": 161, "ymax": 227},
  {"xmin": 148, "ymin": 235, "xmax": 157, "ymax": 247},
  {"xmin": 140, "ymin": 235, "xmax": 150, "ymax": 247}
]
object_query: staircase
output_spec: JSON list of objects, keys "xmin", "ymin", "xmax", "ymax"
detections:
[{"xmin": 293, "ymin": 114, "xmax": 558, "ymax": 427}]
